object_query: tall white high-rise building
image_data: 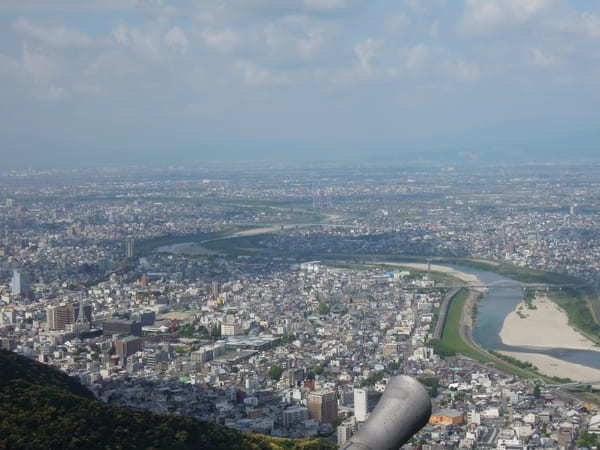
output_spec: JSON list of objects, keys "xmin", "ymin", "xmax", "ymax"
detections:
[
  {"xmin": 125, "ymin": 238, "xmax": 135, "ymax": 258},
  {"xmin": 11, "ymin": 269, "xmax": 28, "ymax": 298},
  {"xmin": 354, "ymin": 388, "xmax": 368, "ymax": 422}
]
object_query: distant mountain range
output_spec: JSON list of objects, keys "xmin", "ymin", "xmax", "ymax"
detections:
[{"xmin": 0, "ymin": 350, "xmax": 336, "ymax": 450}]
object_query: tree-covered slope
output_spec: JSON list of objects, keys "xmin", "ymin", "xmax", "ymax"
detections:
[{"xmin": 0, "ymin": 350, "xmax": 336, "ymax": 450}]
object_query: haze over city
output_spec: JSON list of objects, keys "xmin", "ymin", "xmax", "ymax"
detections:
[{"xmin": 1, "ymin": 0, "xmax": 600, "ymax": 167}]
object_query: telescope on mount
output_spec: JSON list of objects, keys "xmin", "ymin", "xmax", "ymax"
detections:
[{"xmin": 342, "ymin": 376, "xmax": 432, "ymax": 450}]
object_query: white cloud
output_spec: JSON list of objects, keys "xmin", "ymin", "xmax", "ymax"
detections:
[
  {"xmin": 531, "ymin": 48, "xmax": 555, "ymax": 68},
  {"xmin": 165, "ymin": 26, "xmax": 188, "ymax": 51},
  {"xmin": 461, "ymin": 0, "xmax": 551, "ymax": 33},
  {"xmin": 405, "ymin": 43, "xmax": 429, "ymax": 70},
  {"xmin": 14, "ymin": 18, "xmax": 92, "ymax": 48},
  {"xmin": 298, "ymin": 29, "xmax": 325, "ymax": 60},
  {"xmin": 22, "ymin": 46, "xmax": 57, "ymax": 82},
  {"xmin": 385, "ymin": 14, "xmax": 410, "ymax": 33},
  {"xmin": 572, "ymin": 12, "xmax": 600, "ymax": 39},
  {"xmin": 235, "ymin": 60, "xmax": 276, "ymax": 85},
  {"xmin": 111, "ymin": 25, "xmax": 161, "ymax": 60},
  {"xmin": 0, "ymin": 53, "xmax": 20, "ymax": 76},
  {"xmin": 44, "ymin": 85, "xmax": 66, "ymax": 100},
  {"xmin": 202, "ymin": 29, "xmax": 238, "ymax": 52},
  {"xmin": 582, "ymin": 12, "xmax": 600, "ymax": 38},
  {"xmin": 85, "ymin": 51, "xmax": 145, "ymax": 78},
  {"xmin": 404, "ymin": 0, "xmax": 427, "ymax": 14},
  {"xmin": 404, "ymin": 0, "xmax": 447, "ymax": 15},
  {"xmin": 444, "ymin": 58, "xmax": 480, "ymax": 82},
  {"xmin": 303, "ymin": 0, "xmax": 348, "ymax": 12},
  {"xmin": 261, "ymin": 15, "xmax": 332, "ymax": 63},
  {"xmin": 0, "ymin": 47, "xmax": 70, "ymax": 100},
  {"xmin": 73, "ymin": 83, "xmax": 101, "ymax": 95},
  {"xmin": 354, "ymin": 38, "xmax": 381, "ymax": 77},
  {"xmin": 0, "ymin": 0, "xmax": 138, "ymax": 10}
]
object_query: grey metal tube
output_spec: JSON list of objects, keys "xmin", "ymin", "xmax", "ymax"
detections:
[{"xmin": 342, "ymin": 376, "xmax": 432, "ymax": 450}]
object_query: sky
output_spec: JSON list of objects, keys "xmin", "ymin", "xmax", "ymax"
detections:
[{"xmin": 1, "ymin": 0, "xmax": 599, "ymax": 167}]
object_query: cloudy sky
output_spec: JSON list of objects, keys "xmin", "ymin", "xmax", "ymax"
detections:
[{"xmin": 1, "ymin": 0, "xmax": 599, "ymax": 167}]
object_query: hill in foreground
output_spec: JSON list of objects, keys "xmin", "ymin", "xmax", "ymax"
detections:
[{"xmin": 0, "ymin": 350, "xmax": 336, "ymax": 450}]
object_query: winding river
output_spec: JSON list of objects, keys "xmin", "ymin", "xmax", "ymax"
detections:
[{"xmin": 449, "ymin": 265, "xmax": 600, "ymax": 371}]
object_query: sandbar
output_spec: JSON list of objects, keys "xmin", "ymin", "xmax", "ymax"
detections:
[
  {"xmin": 499, "ymin": 296, "xmax": 600, "ymax": 383},
  {"xmin": 499, "ymin": 297, "xmax": 598, "ymax": 351},
  {"xmin": 500, "ymin": 350, "xmax": 600, "ymax": 385},
  {"xmin": 381, "ymin": 262, "xmax": 486, "ymax": 292}
]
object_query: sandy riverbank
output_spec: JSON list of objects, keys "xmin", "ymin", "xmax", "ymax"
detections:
[
  {"xmin": 499, "ymin": 297, "xmax": 598, "ymax": 351},
  {"xmin": 380, "ymin": 262, "xmax": 600, "ymax": 382},
  {"xmin": 500, "ymin": 350, "xmax": 600, "ymax": 384},
  {"xmin": 230, "ymin": 226, "xmax": 280, "ymax": 237},
  {"xmin": 381, "ymin": 262, "xmax": 486, "ymax": 292},
  {"xmin": 499, "ymin": 296, "xmax": 600, "ymax": 383}
]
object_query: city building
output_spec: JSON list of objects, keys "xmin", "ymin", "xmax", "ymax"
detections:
[
  {"xmin": 11, "ymin": 269, "xmax": 28, "ymax": 298},
  {"xmin": 131, "ymin": 311, "xmax": 155, "ymax": 326},
  {"xmin": 429, "ymin": 409, "xmax": 465, "ymax": 425},
  {"xmin": 353, "ymin": 388, "xmax": 368, "ymax": 422},
  {"xmin": 115, "ymin": 336, "xmax": 144, "ymax": 359},
  {"xmin": 47, "ymin": 302, "xmax": 92, "ymax": 331},
  {"xmin": 285, "ymin": 368, "xmax": 305, "ymax": 388},
  {"xmin": 307, "ymin": 390, "xmax": 338, "ymax": 423},
  {"xmin": 221, "ymin": 322, "xmax": 242, "ymax": 336},
  {"xmin": 103, "ymin": 319, "xmax": 142, "ymax": 337},
  {"xmin": 337, "ymin": 423, "xmax": 352, "ymax": 446},
  {"xmin": 0, "ymin": 308, "xmax": 16, "ymax": 326},
  {"xmin": 126, "ymin": 238, "xmax": 135, "ymax": 258},
  {"xmin": 281, "ymin": 406, "xmax": 308, "ymax": 428}
]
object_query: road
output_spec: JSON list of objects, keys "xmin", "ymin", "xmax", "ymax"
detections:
[{"xmin": 432, "ymin": 288, "xmax": 460, "ymax": 340}]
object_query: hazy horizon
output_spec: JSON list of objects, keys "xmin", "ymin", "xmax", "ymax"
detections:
[{"xmin": 1, "ymin": 1, "xmax": 599, "ymax": 168}]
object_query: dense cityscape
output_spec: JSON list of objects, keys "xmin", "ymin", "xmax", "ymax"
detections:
[{"xmin": 2, "ymin": 162, "xmax": 600, "ymax": 448}]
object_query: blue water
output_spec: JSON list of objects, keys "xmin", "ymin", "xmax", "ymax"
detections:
[{"xmin": 448, "ymin": 265, "xmax": 600, "ymax": 371}]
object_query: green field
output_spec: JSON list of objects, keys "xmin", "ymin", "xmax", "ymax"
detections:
[{"xmin": 438, "ymin": 289, "xmax": 481, "ymax": 359}]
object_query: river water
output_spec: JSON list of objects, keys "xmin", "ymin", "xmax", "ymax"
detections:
[{"xmin": 447, "ymin": 265, "xmax": 600, "ymax": 371}]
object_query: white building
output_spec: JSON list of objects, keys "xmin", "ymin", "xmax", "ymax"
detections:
[
  {"xmin": 11, "ymin": 269, "xmax": 28, "ymax": 297},
  {"xmin": 0, "ymin": 308, "xmax": 16, "ymax": 325},
  {"xmin": 354, "ymin": 388, "xmax": 368, "ymax": 422},
  {"xmin": 221, "ymin": 323, "xmax": 242, "ymax": 336},
  {"xmin": 337, "ymin": 422, "xmax": 353, "ymax": 445}
]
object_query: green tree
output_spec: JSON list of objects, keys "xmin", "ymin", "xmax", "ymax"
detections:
[
  {"xmin": 269, "ymin": 365, "xmax": 283, "ymax": 381},
  {"xmin": 314, "ymin": 365, "xmax": 324, "ymax": 375},
  {"xmin": 420, "ymin": 377, "xmax": 439, "ymax": 398},
  {"xmin": 177, "ymin": 324, "xmax": 196, "ymax": 338},
  {"xmin": 533, "ymin": 384, "xmax": 541, "ymax": 399},
  {"xmin": 428, "ymin": 339, "xmax": 456, "ymax": 358},
  {"xmin": 318, "ymin": 301, "xmax": 329, "ymax": 315},
  {"xmin": 577, "ymin": 431, "xmax": 598, "ymax": 448},
  {"xmin": 330, "ymin": 418, "xmax": 342, "ymax": 430},
  {"xmin": 279, "ymin": 334, "xmax": 296, "ymax": 346},
  {"xmin": 429, "ymin": 384, "xmax": 439, "ymax": 398},
  {"xmin": 210, "ymin": 324, "xmax": 221, "ymax": 338},
  {"xmin": 388, "ymin": 361, "xmax": 401, "ymax": 371}
]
